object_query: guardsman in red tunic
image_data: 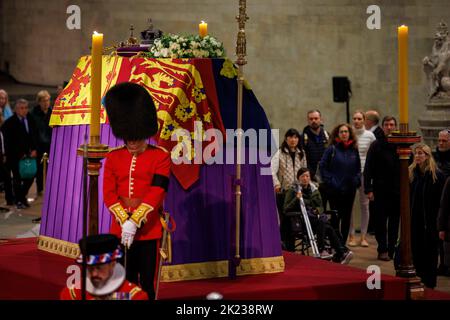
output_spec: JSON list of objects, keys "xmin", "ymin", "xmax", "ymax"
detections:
[
  {"xmin": 103, "ymin": 82, "xmax": 170, "ymax": 300},
  {"xmin": 60, "ymin": 234, "xmax": 148, "ymax": 300}
]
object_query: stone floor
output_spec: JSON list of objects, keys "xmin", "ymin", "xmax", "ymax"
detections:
[
  {"xmin": 0, "ymin": 184, "xmax": 43, "ymax": 239},
  {"xmin": 346, "ymin": 234, "xmax": 450, "ymax": 294},
  {"xmin": 0, "ymin": 183, "xmax": 449, "ymax": 295}
]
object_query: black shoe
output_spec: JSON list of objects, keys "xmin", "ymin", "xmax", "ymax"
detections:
[
  {"xmin": 23, "ymin": 201, "xmax": 30, "ymax": 208},
  {"xmin": 378, "ymin": 252, "xmax": 390, "ymax": 261},
  {"xmin": 32, "ymin": 217, "xmax": 41, "ymax": 223},
  {"xmin": 16, "ymin": 202, "xmax": 26, "ymax": 210}
]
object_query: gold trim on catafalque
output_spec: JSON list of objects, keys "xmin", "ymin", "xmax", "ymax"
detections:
[
  {"xmin": 37, "ymin": 236, "xmax": 80, "ymax": 258},
  {"xmin": 37, "ymin": 236, "xmax": 285, "ymax": 282},
  {"xmin": 160, "ymin": 256, "xmax": 285, "ymax": 282}
]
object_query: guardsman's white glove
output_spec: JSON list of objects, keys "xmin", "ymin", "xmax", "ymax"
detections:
[{"xmin": 121, "ymin": 220, "xmax": 137, "ymax": 248}]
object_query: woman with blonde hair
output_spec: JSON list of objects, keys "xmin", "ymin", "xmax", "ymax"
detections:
[
  {"xmin": 409, "ymin": 143, "xmax": 445, "ymax": 288},
  {"xmin": 0, "ymin": 89, "xmax": 13, "ymax": 125},
  {"xmin": 31, "ymin": 90, "xmax": 52, "ymax": 197}
]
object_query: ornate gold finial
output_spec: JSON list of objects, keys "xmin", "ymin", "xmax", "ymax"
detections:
[
  {"xmin": 127, "ymin": 24, "xmax": 138, "ymax": 45},
  {"xmin": 235, "ymin": 0, "xmax": 248, "ymax": 66}
]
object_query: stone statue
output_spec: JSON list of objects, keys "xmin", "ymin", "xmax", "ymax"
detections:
[
  {"xmin": 419, "ymin": 21, "xmax": 450, "ymax": 149},
  {"xmin": 423, "ymin": 21, "xmax": 450, "ymax": 100}
]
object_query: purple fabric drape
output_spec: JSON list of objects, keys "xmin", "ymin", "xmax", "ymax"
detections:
[{"xmin": 40, "ymin": 125, "xmax": 281, "ymax": 262}]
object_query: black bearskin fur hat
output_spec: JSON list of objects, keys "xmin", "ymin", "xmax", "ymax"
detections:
[{"xmin": 104, "ymin": 82, "xmax": 158, "ymax": 141}]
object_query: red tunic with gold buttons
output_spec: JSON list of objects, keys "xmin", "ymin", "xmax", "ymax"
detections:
[
  {"xmin": 60, "ymin": 280, "xmax": 149, "ymax": 300},
  {"xmin": 103, "ymin": 145, "xmax": 171, "ymax": 241}
]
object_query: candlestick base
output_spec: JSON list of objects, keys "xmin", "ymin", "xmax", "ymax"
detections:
[
  {"xmin": 404, "ymin": 276, "xmax": 425, "ymax": 300},
  {"xmin": 77, "ymin": 144, "xmax": 109, "ymax": 162},
  {"xmin": 77, "ymin": 143, "xmax": 109, "ymax": 235},
  {"xmin": 388, "ymin": 131, "xmax": 424, "ymax": 300}
]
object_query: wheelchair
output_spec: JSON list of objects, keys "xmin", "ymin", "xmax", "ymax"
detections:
[{"xmin": 283, "ymin": 209, "xmax": 340, "ymax": 259}]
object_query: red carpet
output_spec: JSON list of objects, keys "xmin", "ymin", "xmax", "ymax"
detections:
[
  {"xmin": 1, "ymin": 238, "xmax": 449, "ymax": 300},
  {"xmin": 159, "ymin": 251, "xmax": 406, "ymax": 300},
  {"xmin": 0, "ymin": 238, "xmax": 73, "ymax": 300}
]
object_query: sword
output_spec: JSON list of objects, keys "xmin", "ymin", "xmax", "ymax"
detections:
[
  {"xmin": 155, "ymin": 211, "xmax": 171, "ymax": 300},
  {"xmin": 42, "ymin": 152, "xmax": 49, "ymax": 194}
]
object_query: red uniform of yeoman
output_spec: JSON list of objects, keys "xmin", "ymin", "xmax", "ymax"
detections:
[{"xmin": 60, "ymin": 280, "xmax": 148, "ymax": 300}]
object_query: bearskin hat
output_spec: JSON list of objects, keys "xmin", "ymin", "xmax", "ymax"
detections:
[{"xmin": 104, "ymin": 82, "xmax": 157, "ymax": 141}]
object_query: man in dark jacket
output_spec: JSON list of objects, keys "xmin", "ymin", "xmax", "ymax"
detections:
[
  {"xmin": 434, "ymin": 129, "xmax": 450, "ymax": 178},
  {"xmin": 302, "ymin": 110, "xmax": 329, "ymax": 179},
  {"xmin": 364, "ymin": 110, "xmax": 384, "ymax": 235},
  {"xmin": 434, "ymin": 129, "xmax": 450, "ymax": 276},
  {"xmin": 302, "ymin": 110, "xmax": 329, "ymax": 208},
  {"xmin": 365, "ymin": 110, "xmax": 384, "ymax": 141},
  {"xmin": 364, "ymin": 116, "xmax": 399, "ymax": 261},
  {"xmin": 1, "ymin": 99, "xmax": 38, "ymax": 209},
  {"xmin": 438, "ymin": 177, "xmax": 450, "ymax": 276}
]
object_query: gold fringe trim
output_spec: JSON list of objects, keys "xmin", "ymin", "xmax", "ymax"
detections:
[
  {"xmin": 160, "ymin": 256, "xmax": 285, "ymax": 282},
  {"xmin": 37, "ymin": 236, "xmax": 285, "ymax": 282},
  {"xmin": 37, "ymin": 236, "xmax": 80, "ymax": 259}
]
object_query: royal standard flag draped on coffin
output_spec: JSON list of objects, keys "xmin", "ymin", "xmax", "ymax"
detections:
[{"xmin": 51, "ymin": 56, "xmax": 226, "ymax": 189}]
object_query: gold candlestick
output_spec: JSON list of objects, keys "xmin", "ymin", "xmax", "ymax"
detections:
[{"xmin": 388, "ymin": 24, "xmax": 424, "ymax": 299}]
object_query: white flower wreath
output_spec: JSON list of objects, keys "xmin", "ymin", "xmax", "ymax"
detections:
[{"xmin": 146, "ymin": 34, "xmax": 225, "ymax": 58}]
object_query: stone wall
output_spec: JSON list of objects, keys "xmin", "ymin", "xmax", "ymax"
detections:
[{"xmin": 1, "ymin": 0, "xmax": 449, "ymax": 135}]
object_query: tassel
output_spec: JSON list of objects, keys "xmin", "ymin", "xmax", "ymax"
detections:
[
  {"xmin": 167, "ymin": 233, "xmax": 172, "ymax": 264},
  {"xmin": 160, "ymin": 212, "xmax": 176, "ymax": 264}
]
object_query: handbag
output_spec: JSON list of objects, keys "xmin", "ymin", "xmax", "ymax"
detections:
[{"xmin": 19, "ymin": 157, "xmax": 37, "ymax": 179}]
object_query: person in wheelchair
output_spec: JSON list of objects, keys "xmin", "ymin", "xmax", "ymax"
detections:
[{"xmin": 283, "ymin": 168, "xmax": 353, "ymax": 264}]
